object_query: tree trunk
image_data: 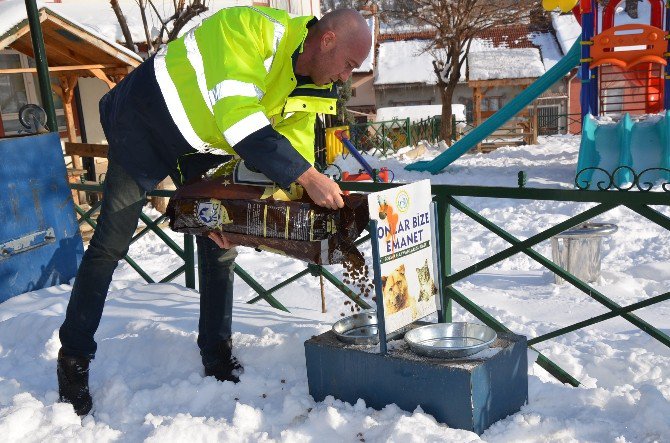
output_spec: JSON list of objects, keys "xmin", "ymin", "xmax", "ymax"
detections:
[
  {"xmin": 439, "ymin": 89, "xmax": 452, "ymax": 143},
  {"xmin": 138, "ymin": 0, "xmax": 154, "ymax": 56},
  {"xmin": 110, "ymin": 0, "xmax": 135, "ymax": 51}
]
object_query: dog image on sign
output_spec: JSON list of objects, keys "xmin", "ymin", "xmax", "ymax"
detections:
[{"xmin": 369, "ymin": 180, "xmax": 437, "ymax": 334}]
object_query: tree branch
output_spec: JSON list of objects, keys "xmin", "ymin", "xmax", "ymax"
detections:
[{"xmin": 110, "ymin": 0, "xmax": 135, "ymax": 51}]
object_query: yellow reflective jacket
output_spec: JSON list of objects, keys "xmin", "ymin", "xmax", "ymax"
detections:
[{"xmin": 154, "ymin": 6, "xmax": 337, "ymax": 164}]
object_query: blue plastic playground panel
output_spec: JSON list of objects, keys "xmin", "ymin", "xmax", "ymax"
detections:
[
  {"xmin": 406, "ymin": 39, "xmax": 582, "ymax": 173},
  {"xmin": 577, "ymin": 112, "xmax": 670, "ymax": 189},
  {"xmin": 0, "ymin": 133, "xmax": 83, "ymax": 302}
]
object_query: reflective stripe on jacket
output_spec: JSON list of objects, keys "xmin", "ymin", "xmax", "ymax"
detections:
[{"xmin": 153, "ymin": 6, "xmax": 337, "ymax": 164}]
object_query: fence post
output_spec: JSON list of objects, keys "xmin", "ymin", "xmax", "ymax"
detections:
[
  {"xmin": 406, "ymin": 117, "xmax": 411, "ymax": 147},
  {"xmin": 451, "ymin": 114, "xmax": 457, "ymax": 142},
  {"xmin": 436, "ymin": 193, "xmax": 452, "ymax": 322},
  {"xmin": 184, "ymin": 234, "xmax": 196, "ymax": 289}
]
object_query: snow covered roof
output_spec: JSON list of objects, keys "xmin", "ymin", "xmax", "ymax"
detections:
[
  {"xmin": 531, "ymin": 31, "xmax": 564, "ymax": 70},
  {"xmin": 374, "ymin": 39, "xmax": 437, "ymax": 86},
  {"xmin": 0, "ymin": 0, "xmax": 143, "ymax": 64},
  {"xmin": 551, "ymin": 12, "xmax": 580, "ymax": 54},
  {"xmin": 353, "ymin": 16, "xmax": 375, "ymax": 73},
  {"xmin": 44, "ymin": 0, "xmax": 255, "ymax": 44},
  {"xmin": 375, "ymin": 21, "xmax": 564, "ymax": 86},
  {"xmin": 0, "ymin": 0, "xmax": 254, "ymax": 49},
  {"xmin": 376, "ymin": 104, "xmax": 465, "ymax": 122},
  {"xmin": 468, "ymin": 47, "xmax": 545, "ymax": 81}
]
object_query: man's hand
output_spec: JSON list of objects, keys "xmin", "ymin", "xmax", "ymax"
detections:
[
  {"xmin": 208, "ymin": 232, "xmax": 237, "ymax": 249},
  {"xmin": 297, "ymin": 167, "xmax": 344, "ymax": 210}
]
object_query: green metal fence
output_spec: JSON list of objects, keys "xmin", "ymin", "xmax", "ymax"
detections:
[
  {"xmin": 70, "ymin": 181, "xmax": 670, "ymax": 387},
  {"xmin": 341, "ymin": 181, "xmax": 670, "ymax": 387},
  {"xmin": 347, "ymin": 118, "xmax": 411, "ymax": 156},
  {"xmin": 341, "ymin": 112, "xmax": 584, "ymax": 160}
]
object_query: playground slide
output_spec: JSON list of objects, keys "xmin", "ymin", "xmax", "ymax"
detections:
[
  {"xmin": 576, "ymin": 112, "xmax": 670, "ymax": 189},
  {"xmin": 406, "ymin": 39, "xmax": 582, "ymax": 173}
]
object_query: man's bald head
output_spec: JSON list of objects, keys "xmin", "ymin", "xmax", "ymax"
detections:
[
  {"xmin": 314, "ymin": 9, "xmax": 371, "ymax": 44},
  {"xmin": 296, "ymin": 9, "xmax": 372, "ymax": 86}
]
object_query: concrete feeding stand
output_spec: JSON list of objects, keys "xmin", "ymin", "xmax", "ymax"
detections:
[
  {"xmin": 304, "ymin": 186, "xmax": 528, "ymax": 435},
  {"xmin": 304, "ymin": 327, "xmax": 528, "ymax": 435}
]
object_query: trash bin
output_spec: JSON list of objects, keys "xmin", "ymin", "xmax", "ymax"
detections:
[{"xmin": 551, "ymin": 223, "xmax": 618, "ymax": 284}]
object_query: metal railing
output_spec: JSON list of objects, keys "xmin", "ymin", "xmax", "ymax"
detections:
[
  {"xmin": 70, "ymin": 179, "xmax": 670, "ymax": 387},
  {"xmin": 342, "ymin": 180, "xmax": 670, "ymax": 387},
  {"xmin": 338, "ymin": 113, "xmax": 584, "ymax": 161}
]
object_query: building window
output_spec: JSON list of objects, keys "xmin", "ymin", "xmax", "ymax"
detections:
[
  {"xmin": 351, "ymin": 87, "xmax": 356, "ymax": 97},
  {"xmin": 536, "ymin": 105, "xmax": 561, "ymax": 135},
  {"xmin": 0, "ymin": 50, "xmax": 67, "ymax": 136},
  {"xmin": 461, "ymin": 98, "xmax": 473, "ymax": 123},
  {"xmin": 482, "ymin": 96, "xmax": 503, "ymax": 112}
]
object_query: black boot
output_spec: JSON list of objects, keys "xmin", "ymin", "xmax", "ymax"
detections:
[
  {"xmin": 204, "ymin": 340, "xmax": 244, "ymax": 383},
  {"xmin": 57, "ymin": 349, "xmax": 93, "ymax": 416}
]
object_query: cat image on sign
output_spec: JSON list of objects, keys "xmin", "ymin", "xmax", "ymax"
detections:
[
  {"xmin": 377, "ymin": 196, "xmax": 399, "ymax": 253},
  {"xmin": 416, "ymin": 258, "xmax": 437, "ymax": 302},
  {"xmin": 381, "ymin": 264, "xmax": 416, "ymax": 315}
]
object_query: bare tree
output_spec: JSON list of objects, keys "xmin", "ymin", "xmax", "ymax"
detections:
[
  {"xmin": 391, "ymin": 0, "xmax": 535, "ymax": 143},
  {"xmin": 110, "ymin": 0, "xmax": 136, "ymax": 51},
  {"xmin": 110, "ymin": 0, "xmax": 210, "ymax": 57},
  {"xmin": 598, "ymin": 0, "xmax": 641, "ymax": 18}
]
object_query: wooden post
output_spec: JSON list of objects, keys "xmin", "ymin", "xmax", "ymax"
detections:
[
  {"xmin": 60, "ymin": 75, "xmax": 85, "ymax": 204},
  {"xmin": 320, "ymin": 274, "xmax": 327, "ymax": 313},
  {"xmin": 473, "ymin": 86, "xmax": 483, "ymax": 152},
  {"xmin": 532, "ymin": 103, "xmax": 539, "ymax": 144}
]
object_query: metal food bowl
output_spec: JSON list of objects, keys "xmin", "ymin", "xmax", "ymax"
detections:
[
  {"xmin": 404, "ymin": 322, "xmax": 497, "ymax": 359},
  {"xmin": 333, "ymin": 311, "xmax": 379, "ymax": 345}
]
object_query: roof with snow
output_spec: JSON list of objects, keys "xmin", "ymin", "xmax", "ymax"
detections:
[
  {"xmin": 375, "ymin": 20, "xmax": 564, "ymax": 86},
  {"xmin": 551, "ymin": 12, "xmax": 581, "ymax": 54},
  {"xmin": 0, "ymin": 1, "xmax": 142, "ymax": 69},
  {"xmin": 353, "ymin": 16, "xmax": 375, "ymax": 73},
  {"xmin": 468, "ymin": 47, "xmax": 545, "ymax": 81},
  {"xmin": 0, "ymin": 0, "xmax": 142, "ymax": 66},
  {"xmin": 374, "ymin": 39, "xmax": 437, "ymax": 86}
]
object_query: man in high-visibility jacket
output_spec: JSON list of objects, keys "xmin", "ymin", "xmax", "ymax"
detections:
[{"xmin": 56, "ymin": 7, "xmax": 371, "ymax": 415}]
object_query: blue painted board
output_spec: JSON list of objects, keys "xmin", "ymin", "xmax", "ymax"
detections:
[{"xmin": 0, "ymin": 133, "xmax": 83, "ymax": 301}]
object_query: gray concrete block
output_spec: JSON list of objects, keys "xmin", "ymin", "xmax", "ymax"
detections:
[{"xmin": 305, "ymin": 327, "xmax": 528, "ymax": 434}]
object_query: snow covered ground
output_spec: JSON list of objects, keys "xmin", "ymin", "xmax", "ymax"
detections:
[{"xmin": 1, "ymin": 135, "xmax": 670, "ymax": 441}]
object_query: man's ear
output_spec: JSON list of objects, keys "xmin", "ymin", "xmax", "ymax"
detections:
[{"xmin": 320, "ymin": 30, "xmax": 336, "ymax": 51}]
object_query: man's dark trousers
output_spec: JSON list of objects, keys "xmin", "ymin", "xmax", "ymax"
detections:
[{"xmin": 59, "ymin": 57, "xmax": 236, "ymax": 368}]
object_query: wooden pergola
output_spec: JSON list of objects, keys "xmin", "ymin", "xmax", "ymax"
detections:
[
  {"xmin": 0, "ymin": 6, "xmax": 141, "ymax": 174},
  {"xmin": 468, "ymin": 77, "xmax": 539, "ymax": 151}
]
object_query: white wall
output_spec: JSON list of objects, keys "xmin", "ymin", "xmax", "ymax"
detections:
[
  {"xmin": 269, "ymin": 0, "xmax": 320, "ymax": 17},
  {"xmin": 348, "ymin": 73, "xmax": 375, "ymax": 108},
  {"xmin": 77, "ymin": 77, "xmax": 109, "ymax": 144}
]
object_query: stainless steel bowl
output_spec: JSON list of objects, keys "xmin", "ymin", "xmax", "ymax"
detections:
[
  {"xmin": 333, "ymin": 311, "xmax": 379, "ymax": 345},
  {"xmin": 404, "ymin": 322, "xmax": 497, "ymax": 358}
]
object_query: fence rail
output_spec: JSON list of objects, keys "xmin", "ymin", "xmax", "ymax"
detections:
[
  {"xmin": 70, "ymin": 180, "xmax": 670, "ymax": 387},
  {"xmin": 341, "ymin": 181, "xmax": 670, "ymax": 387},
  {"xmin": 337, "ymin": 113, "xmax": 584, "ymax": 159}
]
